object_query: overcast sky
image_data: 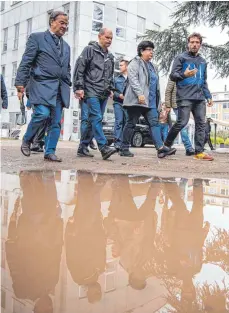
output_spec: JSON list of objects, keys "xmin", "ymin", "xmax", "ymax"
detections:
[{"xmin": 190, "ymin": 25, "xmax": 229, "ymax": 93}]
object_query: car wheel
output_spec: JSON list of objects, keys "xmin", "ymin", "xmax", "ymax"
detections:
[{"xmin": 131, "ymin": 132, "xmax": 143, "ymax": 147}]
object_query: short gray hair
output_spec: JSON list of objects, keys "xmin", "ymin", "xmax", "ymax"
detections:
[
  {"xmin": 98, "ymin": 28, "xmax": 112, "ymax": 36},
  {"xmin": 49, "ymin": 11, "xmax": 68, "ymax": 26}
]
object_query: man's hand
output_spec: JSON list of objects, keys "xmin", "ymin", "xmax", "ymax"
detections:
[
  {"xmin": 74, "ymin": 90, "xmax": 84, "ymax": 100},
  {"xmin": 119, "ymin": 94, "xmax": 124, "ymax": 100},
  {"xmin": 110, "ymin": 91, "xmax": 114, "ymax": 99},
  {"xmin": 165, "ymin": 107, "xmax": 171, "ymax": 113},
  {"xmin": 207, "ymin": 98, "xmax": 213, "ymax": 107},
  {"xmin": 184, "ymin": 65, "xmax": 198, "ymax": 78},
  {"xmin": 16, "ymin": 86, "xmax": 25, "ymax": 101},
  {"xmin": 138, "ymin": 95, "xmax": 146, "ymax": 105}
]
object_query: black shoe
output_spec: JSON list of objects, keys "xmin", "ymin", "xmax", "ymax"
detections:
[
  {"xmin": 186, "ymin": 149, "xmax": 195, "ymax": 156},
  {"xmin": 21, "ymin": 140, "xmax": 31, "ymax": 157},
  {"xmin": 31, "ymin": 143, "xmax": 43, "ymax": 152},
  {"xmin": 114, "ymin": 144, "xmax": 121, "ymax": 152},
  {"xmin": 119, "ymin": 150, "xmax": 134, "ymax": 157},
  {"xmin": 77, "ymin": 146, "xmax": 94, "ymax": 157},
  {"xmin": 157, "ymin": 146, "xmax": 176, "ymax": 158},
  {"xmin": 44, "ymin": 154, "xmax": 62, "ymax": 162},
  {"xmin": 100, "ymin": 146, "xmax": 117, "ymax": 160},
  {"xmin": 89, "ymin": 141, "xmax": 97, "ymax": 150}
]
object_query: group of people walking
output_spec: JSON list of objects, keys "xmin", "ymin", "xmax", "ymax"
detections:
[{"xmin": 12, "ymin": 10, "xmax": 214, "ymax": 162}]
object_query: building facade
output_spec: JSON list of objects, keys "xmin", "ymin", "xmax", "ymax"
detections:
[{"xmin": 0, "ymin": 0, "xmax": 174, "ymax": 140}]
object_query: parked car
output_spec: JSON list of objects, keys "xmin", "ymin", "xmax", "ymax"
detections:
[{"xmin": 102, "ymin": 117, "xmax": 155, "ymax": 147}]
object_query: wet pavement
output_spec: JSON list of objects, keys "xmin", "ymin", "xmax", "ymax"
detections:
[{"xmin": 1, "ymin": 171, "xmax": 229, "ymax": 313}]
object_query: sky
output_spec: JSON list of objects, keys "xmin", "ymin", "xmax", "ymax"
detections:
[{"xmin": 191, "ymin": 25, "xmax": 229, "ymax": 93}]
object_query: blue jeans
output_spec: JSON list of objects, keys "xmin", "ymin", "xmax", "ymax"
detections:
[
  {"xmin": 159, "ymin": 123, "xmax": 169, "ymax": 142},
  {"xmin": 24, "ymin": 95, "xmax": 63, "ymax": 155},
  {"xmin": 113, "ymin": 102, "xmax": 127, "ymax": 148},
  {"xmin": 85, "ymin": 97, "xmax": 108, "ymax": 150},
  {"xmin": 173, "ymin": 108, "xmax": 193, "ymax": 151},
  {"xmin": 121, "ymin": 107, "xmax": 164, "ymax": 150}
]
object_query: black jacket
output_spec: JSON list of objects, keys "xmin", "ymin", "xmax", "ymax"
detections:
[
  {"xmin": 1, "ymin": 74, "xmax": 8, "ymax": 109},
  {"xmin": 73, "ymin": 42, "xmax": 114, "ymax": 98}
]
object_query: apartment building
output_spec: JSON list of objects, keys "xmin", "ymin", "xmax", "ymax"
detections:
[{"xmin": 0, "ymin": 1, "xmax": 174, "ymax": 140}]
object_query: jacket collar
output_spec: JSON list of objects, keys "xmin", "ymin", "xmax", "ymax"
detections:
[{"xmin": 44, "ymin": 30, "xmax": 63, "ymax": 65}]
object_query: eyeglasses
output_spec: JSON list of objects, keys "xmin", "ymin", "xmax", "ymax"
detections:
[{"xmin": 144, "ymin": 48, "xmax": 154, "ymax": 52}]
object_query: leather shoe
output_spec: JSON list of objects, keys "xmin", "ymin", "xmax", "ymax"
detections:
[
  {"xmin": 186, "ymin": 149, "xmax": 195, "ymax": 156},
  {"xmin": 157, "ymin": 146, "xmax": 176, "ymax": 158},
  {"xmin": 31, "ymin": 144, "xmax": 44, "ymax": 153},
  {"xmin": 44, "ymin": 154, "xmax": 62, "ymax": 162},
  {"xmin": 89, "ymin": 141, "xmax": 97, "ymax": 150},
  {"xmin": 21, "ymin": 140, "xmax": 31, "ymax": 157},
  {"xmin": 119, "ymin": 150, "xmax": 134, "ymax": 157},
  {"xmin": 77, "ymin": 146, "xmax": 94, "ymax": 157},
  {"xmin": 100, "ymin": 145, "xmax": 117, "ymax": 160}
]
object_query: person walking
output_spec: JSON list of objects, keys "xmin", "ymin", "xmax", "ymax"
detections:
[
  {"xmin": 165, "ymin": 78, "xmax": 195, "ymax": 155},
  {"xmin": 119, "ymin": 40, "xmax": 176, "ymax": 158},
  {"xmin": 164, "ymin": 32, "xmax": 214, "ymax": 161},
  {"xmin": 204, "ymin": 118, "xmax": 215, "ymax": 150},
  {"xmin": 113, "ymin": 59, "xmax": 128, "ymax": 150},
  {"xmin": 1, "ymin": 74, "xmax": 8, "ymax": 110},
  {"xmin": 15, "ymin": 11, "xmax": 71, "ymax": 162},
  {"xmin": 74, "ymin": 28, "xmax": 117, "ymax": 160}
]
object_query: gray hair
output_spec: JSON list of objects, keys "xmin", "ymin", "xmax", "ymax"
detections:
[
  {"xmin": 98, "ymin": 28, "xmax": 113, "ymax": 36},
  {"xmin": 49, "ymin": 11, "xmax": 68, "ymax": 26}
]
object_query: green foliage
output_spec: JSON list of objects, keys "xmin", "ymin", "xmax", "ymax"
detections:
[
  {"xmin": 224, "ymin": 138, "xmax": 229, "ymax": 145},
  {"xmin": 141, "ymin": 1, "xmax": 229, "ymax": 78},
  {"xmin": 210, "ymin": 137, "xmax": 224, "ymax": 144}
]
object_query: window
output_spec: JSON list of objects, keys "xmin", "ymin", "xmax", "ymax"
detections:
[
  {"xmin": 26, "ymin": 18, "xmax": 32, "ymax": 41},
  {"xmin": 212, "ymin": 94, "xmax": 218, "ymax": 100},
  {"xmin": 63, "ymin": 3, "xmax": 70, "ymax": 14},
  {"xmin": 1, "ymin": 290, "xmax": 6, "ymax": 309},
  {"xmin": 137, "ymin": 16, "xmax": 146, "ymax": 34},
  {"xmin": 1, "ymin": 1, "xmax": 5, "ymax": 11},
  {"xmin": 1, "ymin": 66, "xmax": 6, "ymax": 79},
  {"xmin": 14, "ymin": 23, "xmax": 20, "ymax": 50},
  {"xmin": 47, "ymin": 9, "xmax": 54, "ymax": 27},
  {"xmin": 116, "ymin": 9, "xmax": 126, "ymax": 39},
  {"xmin": 114, "ymin": 53, "xmax": 124, "ymax": 75},
  {"xmin": 223, "ymin": 113, "xmax": 229, "ymax": 120},
  {"xmin": 224, "ymin": 93, "xmax": 229, "ymax": 99},
  {"xmin": 2, "ymin": 28, "xmax": 8, "ymax": 52},
  {"xmin": 11, "ymin": 1, "xmax": 21, "ymax": 5},
  {"xmin": 92, "ymin": 2, "xmax": 104, "ymax": 33},
  {"xmin": 11, "ymin": 62, "xmax": 17, "ymax": 87}
]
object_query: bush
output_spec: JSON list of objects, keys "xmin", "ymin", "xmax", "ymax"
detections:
[
  {"xmin": 210, "ymin": 137, "xmax": 224, "ymax": 144},
  {"xmin": 224, "ymin": 138, "xmax": 229, "ymax": 145}
]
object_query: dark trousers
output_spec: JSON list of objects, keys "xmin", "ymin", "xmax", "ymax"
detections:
[
  {"xmin": 113, "ymin": 102, "xmax": 127, "ymax": 148},
  {"xmin": 121, "ymin": 106, "xmax": 164, "ymax": 150},
  {"xmin": 165, "ymin": 101, "xmax": 206, "ymax": 154},
  {"xmin": 204, "ymin": 133, "xmax": 214, "ymax": 150}
]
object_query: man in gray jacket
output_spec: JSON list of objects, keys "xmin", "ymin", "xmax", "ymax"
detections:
[{"xmin": 120, "ymin": 41, "xmax": 176, "ymax": 158}]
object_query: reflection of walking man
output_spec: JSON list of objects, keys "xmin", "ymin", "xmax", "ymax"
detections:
[
  {"xmin": 164, "ymin": 32, "xmax": 214, "ymax": 161},
  {"xmin": 204, "ymin": 118, "xmax": 215, "ymax": 150},
  {"xmin": 15, "ymin": 11, "xmax": 71, "ymax": 162}
]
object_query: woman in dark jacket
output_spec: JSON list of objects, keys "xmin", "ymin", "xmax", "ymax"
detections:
[{"xmin": 120, "ymin": 41, "xmax": 176, "ymax": 158}]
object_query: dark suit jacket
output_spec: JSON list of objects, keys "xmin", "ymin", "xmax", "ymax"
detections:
[
  {"xmin": 1, "ymin": 74, "xmax": 8, "ymax": 109},
  {"xmin": 15, "ymin": 30, "xmax": 71, "ymax": 108}
]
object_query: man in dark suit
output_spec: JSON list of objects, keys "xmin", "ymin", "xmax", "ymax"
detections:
[{"xmin": 15, "ymin": 11, "xmax": 71, "ymax": 162}]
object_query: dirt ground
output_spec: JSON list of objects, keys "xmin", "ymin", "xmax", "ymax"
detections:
[{"xmin": 1, "ymin": 140, "xmax": 229, "ymax": 179}]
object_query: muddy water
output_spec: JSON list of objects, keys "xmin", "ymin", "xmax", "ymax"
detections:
[{"xmin": 1, "ymin": 171, "xmax": 229, "ymax": 313}]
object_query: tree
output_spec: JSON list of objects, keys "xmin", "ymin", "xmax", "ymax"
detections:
[{"xmin": 142, "ymin": 1, "xmax": 229, "ymax": 78}]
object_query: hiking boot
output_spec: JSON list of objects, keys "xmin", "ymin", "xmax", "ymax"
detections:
[
  {"xmin": 119, "ymin": 150, "xmax": 134, "ymax": 157},
  {"xmin": 186, "ymin": 149, "xmax": 195, "ymax": 156},
  {"xmin": 194, "ymin": 152, "xmax": 214, "ymax": 161},
  {"xmin": 77, "ymin": 146, "xmax": 94, "ymax": 157},
  {"xmin": 157, "ymin": 146, "xmax": 176, "ymax": 158},
  {"xmin": 100, "ymin": 146, "xmax": 117, "ymax": 160},
  {"xmin": 21, "ymin": 140, "xmax": 31, "ymax": 157}
]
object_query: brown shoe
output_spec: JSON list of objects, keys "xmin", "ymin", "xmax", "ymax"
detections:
[{"xmin": 194, "ymin": 152, "xmax": 214, "ymax": 161}]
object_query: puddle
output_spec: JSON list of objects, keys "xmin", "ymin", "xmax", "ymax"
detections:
[{"xmin": 1, "ymin": 171, "xmax": 229, "ymax": 313}]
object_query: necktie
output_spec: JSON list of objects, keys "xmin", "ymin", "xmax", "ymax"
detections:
[{"xmin": 53, "ymin": 34, "xmax": 62, "ymax": 56}]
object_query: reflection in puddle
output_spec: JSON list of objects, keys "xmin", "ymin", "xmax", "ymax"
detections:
[{"xmin": 1, "ymin": 171, "xmax": 229, "ymax": 313}]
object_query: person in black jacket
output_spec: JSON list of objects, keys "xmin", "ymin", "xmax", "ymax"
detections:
[
  {"xmin": 113, "ymin": 59, "xmax": 128, "ymax": 150},
  {"xmin": 1, "ymin": 74, "xmax": 8, "ymax": 109},
  {"xmin": 74, "ymin": 28, "xmax": 117, "ymax": 160},
  {"xmin": 204, "ymin": 118, "xmax": 215, "ymax": 150}
]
